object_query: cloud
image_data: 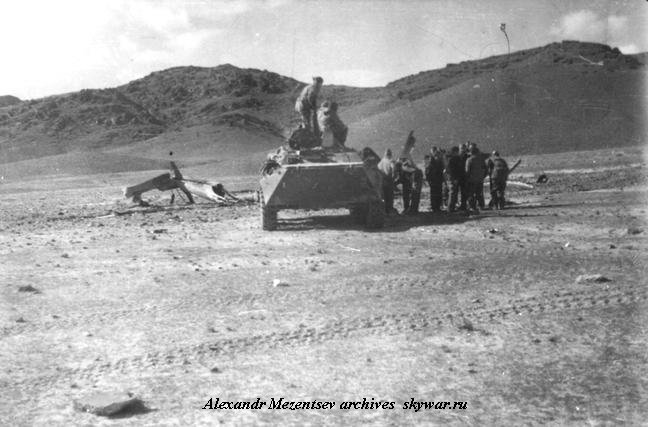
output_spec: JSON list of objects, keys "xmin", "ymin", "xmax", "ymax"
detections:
[
  {"xmin": 550, "ymin": 10, "xmax": 631, "ymax": 45},
  {"xmin": 618, "ymin": 44, "xmax": 639, "ymax": 54},
  {"xmin": 550, "ymin": 10, "xmax": 605, "ymax": 41}
]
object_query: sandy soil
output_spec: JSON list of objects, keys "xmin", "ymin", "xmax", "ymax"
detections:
[{"xmin": 1, "ymin": 161, "xmax": 647, "ymax": 425}]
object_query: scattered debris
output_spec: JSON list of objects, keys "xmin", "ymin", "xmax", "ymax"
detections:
[
  {"xmin": 508, "ymin": 180, "xmax": 534, "ymax": 189},
  {"xmin": 456, "ymin": 317, "xmax": 491, "ymax": 336},
  {"xmin": 457, "ymin": 317, "xmax": 475, "ymax": 332},
  {"xmin": 627, "ymin": 227, "xmax": 643, "ymax": 235},
  {"xmin": 340, "ymin": 245, "xmax": 361, "ymax": 252},
  {"xmin": 576, "ymin": 274, "xmax": 611, "ymax": 284},
  {"xmin": 18, "ymin": 285, "xmax": 41, "ymax": 293},
  {"xmin": 74, "ymin": 391, "xmax": 150, "ymax": 417},
  {"xmin": 95, "ymin": 214, "xmax": 115, "ymax": 219},
  {"xmin": 272, "ymin": 279, "xmax": 288, "ymax": 287},
  {"xmin": 123, "ymin": 161, "xmax": 240, "ymax": 206}
]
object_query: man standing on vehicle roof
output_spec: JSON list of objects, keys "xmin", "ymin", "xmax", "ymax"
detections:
[{"xmin": 295, "ymin": 76, "xmax": 323, "ymax": 135}]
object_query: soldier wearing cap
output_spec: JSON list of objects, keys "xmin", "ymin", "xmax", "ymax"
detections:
[{"xmin": 295, "ymin": 76, "xmax": 323, "ymax": 134}]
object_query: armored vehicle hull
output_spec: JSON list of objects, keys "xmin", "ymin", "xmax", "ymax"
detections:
[{"xmin": 259, "ymin": 147, "xmax": 384, "ymax": 230}]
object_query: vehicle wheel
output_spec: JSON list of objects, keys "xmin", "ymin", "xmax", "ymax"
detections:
[
  {"xmin": 365, "ymin": 201, "xmax": 385, "ymax": 229},
  {"xmin": 261, "ymin": 198, "xmax": 278, "ymax": 231}
]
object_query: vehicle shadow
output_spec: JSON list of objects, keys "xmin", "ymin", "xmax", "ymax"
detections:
[{"xmin": 276, "ymin": 211, "xmax": 474, "ymax": 232}]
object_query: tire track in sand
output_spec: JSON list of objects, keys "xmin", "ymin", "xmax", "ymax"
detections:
[{"xmin": 6, "ymin": 283, "xmax": 646, "ymax": 391}]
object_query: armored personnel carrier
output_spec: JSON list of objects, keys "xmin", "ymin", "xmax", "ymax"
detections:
[{"xmin": 259, "ymin": 130, "xmax": 385, "ymax": 231}]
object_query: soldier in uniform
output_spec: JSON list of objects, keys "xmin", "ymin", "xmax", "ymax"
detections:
[
  {"xmin": 425, "ymin": 147, "xmax": 445, "ymax": 212},
  {"xmin": 394, "ymin": 158, "xmax": 411, "ymax": 214},
  {"xmin": 465, "ymin": 146, "xmax": 487, "ymax": 213},
  {"xmin": 469, "ymin": 142, "xmax": 486, "ymax": 209},
  {"xmin": 458, "ymin": 143, "xmax": 470, "ymax": 211},
  {"xmin": 444, "ymin": 146, "xmax": 464, "ymax": 212},
  {"xmin": 410, "ymin": 165, "xmax": 424, "ymax": 214},
  {"xmin": 378, "ymin": 149, "xmax": 397, "ymax": 214},
  {"xmin": 487, "ymin": 150, "xmax": 510, "ymax": 210},
  {"xmin": 317, "ymin": 101, "xmax": 348, "ymax": 148},
  {"xmin": 295, "ymin": 76, "xmax": 323, "ymax": 133},
  {"xmin": 394, "ymin": 156, "xmax": 422, "ymax": 215}
]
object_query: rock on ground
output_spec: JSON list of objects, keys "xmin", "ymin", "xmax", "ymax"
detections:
[{"xmin": 74, "ymin": 392, "xmax": 146, "ymax": 417}]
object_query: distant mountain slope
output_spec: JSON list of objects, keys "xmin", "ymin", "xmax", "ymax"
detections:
[
  {"xmin": 385, "ymin": 41, "xmax": 641, "ymax": 102},
  {"xmin": 0, "ymin": 41, "xmax": 644, "ymax": 177},
  {"xmin": 347, "ymin": 47, "xmax": 645, "ymax": 155}
]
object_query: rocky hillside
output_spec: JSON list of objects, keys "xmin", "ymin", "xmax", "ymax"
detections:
[
  {"xmin": 0, "ymin": 95, "xmax": 21, "ymax": 108},
  {"xmin": 0, "ymin": 41, "xmax": 645, "ymax": 177}
]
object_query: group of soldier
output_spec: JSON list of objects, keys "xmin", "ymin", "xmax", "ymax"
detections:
[
  {"xmin": 295, "ymin": 76, "xmax": 348, "ymax": 148},
  {"xmin": 294, "ymin": 76, "xmax": 511, "ymax": 215},
  {"xmin": 378, "ymin": 135, "xmax": 511, "ymax": 215}
]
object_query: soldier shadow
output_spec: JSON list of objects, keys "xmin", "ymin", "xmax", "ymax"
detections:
[{"xmin": 276, "ymin": 211, "xmax": 473, "ymax": 232}]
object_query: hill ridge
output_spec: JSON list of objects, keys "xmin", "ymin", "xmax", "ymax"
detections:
[{"xmin": 0, "ymin": 40, "xmax": 645, "ymax": 177}]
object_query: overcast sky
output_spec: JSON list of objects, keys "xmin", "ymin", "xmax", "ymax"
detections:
[{"xmin": 0, "ymin": 0, "xmax": 645, "ymax": 99}]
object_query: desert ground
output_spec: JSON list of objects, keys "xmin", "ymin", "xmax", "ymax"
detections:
[{"xmin": 1, "ymin": 146, "xmax": 647, "ymax": 425}]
